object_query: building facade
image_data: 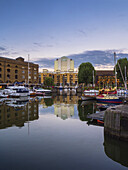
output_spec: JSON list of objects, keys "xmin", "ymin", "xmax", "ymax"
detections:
[
  {"xmin": 40, "ymin": 69, "xmax": 78, "ymax": 86},
  {"xmin": 54, "ymin": 56, "xmax": 74, "ymax": 72},
  {"xmin": 95, "ymin": 70, "xmax": 117, "ymax": 87},
  {"xmin": 40, "ymin": 56, "xmax": 78, "ymax": 86},
  {"xmin": 0, "ymin": 56, "xmax": 39, "ymax": 84}
]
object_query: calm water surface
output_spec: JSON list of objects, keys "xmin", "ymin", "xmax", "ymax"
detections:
[{"xmin": 0, "ymin": 96, "xmax": 127, "ymax": 170}]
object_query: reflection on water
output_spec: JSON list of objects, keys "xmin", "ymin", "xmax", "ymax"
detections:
[
  {"xmin": 0, "ymin": 96, "xmax": 103, "ymax": 129},
  {"xmin": 78, "ymin": 100, "xmax": 97, "ymax": 121},
  {"xmin": 0, "ymin": 96, "xmax": 128, "ymax": 170},
  {"xmin": 54, "ymin": 104, "xmax": 74, "ymax": 120},
  {"xmin": 104, "ymin": 133, "xmax": 128, "ymax": 167},
  {"xmin": 54, "ymin": 96, "xmax": 78, "ymax": 120},
  {"xmin": 0, "ymin": 98, "xmax": 39, "ymax": 129}
]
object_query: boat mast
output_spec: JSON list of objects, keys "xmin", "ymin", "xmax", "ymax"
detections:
[
  {"xmin": 125, "ymin": 66, "xmax": 127, "ymax": 90},
  {"xmin": 114, "ymin": 52, "xmax": 117, "ymax": 89},
  {"xmin": 117, "ymin": 61, "xmax": 125, "ymax": 87},
  {"xmin": 93, "ymin": 70, "xmax": 95, "ymax": 88},
  {"xmin": 28, "ymin": 54, "xmax": 29, "ymax": 87}
]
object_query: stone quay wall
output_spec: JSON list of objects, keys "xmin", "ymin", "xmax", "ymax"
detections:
[{"xmin": 104, "ymin": 105, "xmax": 128, "ymax": 141}]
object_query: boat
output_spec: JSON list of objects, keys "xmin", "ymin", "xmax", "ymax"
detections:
[
  {"xmin": 84, "ymin": 89, "xmax": 99, "ymax": 95},
  {"xmin": 99, "ymin": 87, "xmax": 117, "ymax": 95},
  {"xmin": 96, "ymin": 94, "xmax": 123, "ymax": 104},
  {"xmin": 3, "ymin": 86, "xmax": 29, "ymax": 97},
  {"xmin": 117, "ymin": 89, "xmax": 128, "ymax": 95},
  {"xmin": 35, "ymin": 88, "xmax": 52, "ymax": 95},
  {"xmin": 29, "ymin": 90, "xmax": 36, "ymax": 97},
  {"xmin": 0, "ymin": 90, "xmax": 8, "ymax": 98},
  {"xmin": 81, "ymin": 89, "xmax": 98, "ymax": 101},
  {"xmin": 81, "ymin": 94, "xmax": 97, "ymax": 101},
  {"xmin": 97, "ymin": 103, "xmax": 111, "ymax": 111},
  {"xmin": 59, "ymin": 86, "xmax": 63, "ymax": 90}
]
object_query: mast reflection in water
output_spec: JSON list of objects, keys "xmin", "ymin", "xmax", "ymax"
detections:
[
  {"xmin": 0, "ymin": 99, "xmax": 39, "ymax": 129},
  {"xmin": 0, "ymin": 96, "xmax": 127, "ymax": 170}
]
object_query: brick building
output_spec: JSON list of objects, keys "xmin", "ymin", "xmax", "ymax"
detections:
[
  {"xmin": 95, "ymin": 70, "xmax": 116, "ymax": 87},
  {"xmin": 0, "ymin": 56, "xmax": 39, "ymax": 84}
]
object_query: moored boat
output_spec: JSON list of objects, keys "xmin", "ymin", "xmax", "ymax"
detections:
[
  {"xmin": 3, "ymin": 86, "xmax": 29, "ymax": 97},
  {"xmin": 96, "ymin": 94, "xmax": 122, "ymax": 104},
  {"xmin": 29, "ymin": 90, "xmax": 36, "ymax": 97},
  {"xmin": 84, "ymin": 89, "xmax": 99, "ymax": 95},
  {"xmin": 35, "ymin": 88, "xmax": 52, "ymax": 95},
  {"xmin": 81, "ymin": 95, "xmax": 97, "ymax": 101},
  {"xmin": 99, "ymin": 87, "xmax": 117, "ymax": 95}
]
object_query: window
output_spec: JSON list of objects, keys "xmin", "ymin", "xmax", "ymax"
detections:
[
  {"xmin": 0, "ymin": 68, "xmax": 2, "ymax": 72},
  {"xmin": 29, "ymin": 76, "xmax": 31, "ymax": 79},
  {"xmin": 15, "ymin": 65, "xmax": 18, "ymax": 68},
  {"xmin": 15, "ymin": 70, "xmax": 18, "ymax": 73},
  {"xmin": 7, "ymin": 69, "xmax": 10, "ymax": 72},
  {"xmin": 29, "ymin": 71, "xmax": 31, "ymax": 74},
  {"xmin": 15, "ymin": 75, "xmax": 18, "ymax": 79},
  {"xmin": 7, "ymin": 74, "xmax": 10, "ymax": 78},
  {"xmin": 22, "ymin": 70, "xmax": 25, "ymax": 73},
  {"xmin": 22, "ymin": 67, "xmax": 25, "ymax": 69},
  {"xmin": 34, "ymin": 68, "xmax": 36, "ymax": 70},
  {"xmin": 22, "ymin": 75, "xmax": 25, "ymax": 79},
  {"xmin": 0, "ymin": 74, "xmax": 1, "ymax": 78},
  {"xmin": 34, "ymin": 76, "xmax": 37, "ymax": 80},
  {"xmin": 7, "ymin": 64, "xmax": 10, "ymax": 67},
  {"xmin": 0, "ymin": 63, "xmax": 1, "ymax": 65},
  {"xmin": 34, "ymin": 72, "xmax": 37, "ymax": 75}
]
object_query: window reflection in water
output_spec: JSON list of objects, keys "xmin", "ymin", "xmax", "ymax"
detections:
[{"xmin": 0, "ymin": 99, "xmax": 39, "ymax": 129}]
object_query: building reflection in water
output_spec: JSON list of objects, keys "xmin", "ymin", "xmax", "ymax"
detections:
[
  {"xmin": 54, "ymin": 104, "xmax": 74, "ymax": 120},
  {"xmin": 40, "ymin": 96, "xmax": 79, "ymax": 120},
  {"xmin": 0, "ymin": 100, "xmax": 39, "ymax": 129},
  {"xmin": 104, "ymin": 133, "xmax": 128, "ymax": 168},
  {"xmin": 54, "ymin": 96, "xmax": 79, "ymax": 120}
]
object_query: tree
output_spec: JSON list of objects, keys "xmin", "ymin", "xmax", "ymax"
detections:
[
  {"xmin": 115, "ymin": 58, "xmax": 128, "ymax": 85},
  {"xmin": 44, "ymin": 77, "xmax": 54, "ymax": 87},
  {"xmin": 78, "ymin": 62, "xmax": 95, "ymax": 86}
]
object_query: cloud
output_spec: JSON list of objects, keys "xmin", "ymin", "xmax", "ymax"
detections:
[
  {"xmin": 33, "ymin": 42, "xmax": 42, "ymax": 47},
  {"xmin": 35, "ymin": 58, "xmax": 55, "ymax": 69},
  {"xmin": 0, "ymin": 46, "xmax": 6, "ymax": 51},
  {"xmin": 67, "ymin": 49, "xmax": 128, "ymax": 68},
  {"xmin": 33, "ymin": 42, "xmax": 54, "ymax": 48},
  {"xmin": 34, "ymin": 49, "xmax": 128, "ymax": 71},
  {"xmin": 78, "ymin": 29, "xmax": 87, "ymax": 37}
]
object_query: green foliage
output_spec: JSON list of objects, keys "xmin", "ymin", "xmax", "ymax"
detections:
[
  {"xmin": 78, "ymin": 62, "xmax": 95, "ymax": 85},
  {"xmin": 44, "ymin": 77, "xmax": 54, "ymax": 87},
  {"xmin": 44, "ymin": 98, "xmax": 53, "ymax": 106},
  {"xmin": 78, "ymin": 100, "xmax": 96, "ymax": 121},
  {"xmin": 115, "ymin": 58, "xmax": 128, "ymax": 84}
]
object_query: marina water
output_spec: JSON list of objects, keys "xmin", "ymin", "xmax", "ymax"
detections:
[{"xmin": 0, "ymin": 96, "xmax": 127, "ymax": 170}]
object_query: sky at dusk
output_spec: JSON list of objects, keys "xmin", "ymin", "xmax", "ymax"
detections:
[{"xmin": 0, "ymin": 0, "xmax": 128, "ymax": 71}]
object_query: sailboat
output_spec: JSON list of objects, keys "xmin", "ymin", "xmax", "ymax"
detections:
[
  {"xmin": 96, "ymin": 52, "xmax": 123, "ymax": 104},
  {"xmin": 81, "ymin": 70, "xmax": 99, "ymax": 100}
]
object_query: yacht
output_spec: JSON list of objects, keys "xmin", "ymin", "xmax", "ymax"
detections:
[
  {"xmin": 35, "ymin": 88, "xmax": 52, "ymax": 95},
  {"xmin": 3, "ymin": 86, "xmax": 29, "ymax": 97}
]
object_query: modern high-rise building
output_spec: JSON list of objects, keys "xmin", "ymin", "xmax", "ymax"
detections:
[
  {"xmin": 40, "ymin": 56, "xmax": 78, "ymax": 86},
  {"xmin": 54, "ymin": 56, "xmax": 74, "ymax": 72}
]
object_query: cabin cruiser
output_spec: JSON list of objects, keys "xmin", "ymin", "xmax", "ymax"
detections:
[
  {"xmin": 35, "ymin": 88, "xmax": 52, "ymax": 95},
  {"xmin": 3, "ymin": 86, "xmax": 29, "ymax": 97}
]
